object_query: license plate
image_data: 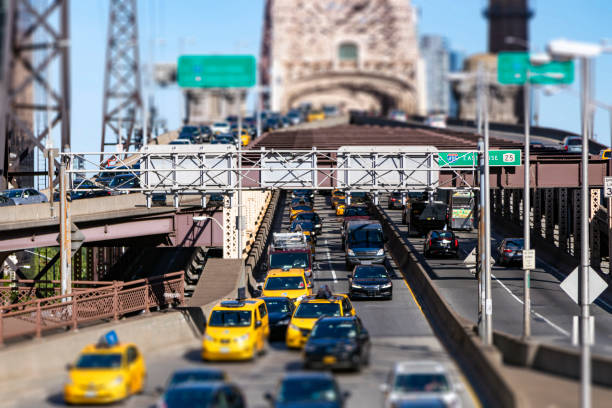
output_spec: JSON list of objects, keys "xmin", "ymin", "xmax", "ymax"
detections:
[
  {"xmin": 362, "ymin": 260, "xmax": 372, "ymax": 265},
  {"xmin": 220, "ymin": 347, "xmax": 230, "ymax": 354},
  {"xmin": 85, "ymin": 390, "xmax": 97, "ymax": 398},
  {"xmin": 323, "ymin": 356, "xmax": 337, "ymax": 365}
]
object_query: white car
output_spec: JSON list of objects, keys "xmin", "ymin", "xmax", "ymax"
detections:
[
  {"xmin": 389, "ymin": 110, "xmax": 407, "ymax": 122},
  {"xmin": 425, "ymin": 114, "xmax": 447, "ymax": 129},
  {"xmin": 211, "ymin": 122, "xmax": 230, "ymax": 134},
  {"xmin": 381, "ymin": 361, "xmax": 462, "ymax": 408}
]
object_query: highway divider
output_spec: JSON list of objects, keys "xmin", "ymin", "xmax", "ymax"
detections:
[{"xmin": 368, "ymin": 202, "xmax": 527, "ymax": 408}]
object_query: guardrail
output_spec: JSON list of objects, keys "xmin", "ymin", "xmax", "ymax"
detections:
[
  {"xmin": 0, "ymin": 272, "xmax": 184, "ymax": 346},
  {"xmin": 0, "ymin": 280, "xmax": 115, "ymax": 306}
]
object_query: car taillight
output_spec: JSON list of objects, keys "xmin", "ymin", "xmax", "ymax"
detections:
[
  {"xmin": 564, "ymin": 145, "xmax": 568, "ymax": 150},
  {"xmin": 504, "ymin": 249, "xmax": 513, "ymax": 253},
  {"xmin": 428, "ymin": 239, "xmax": 432, "ymax": 246},
  {"xmin": 454, "ymin": 239, "xmax": 458, "ymax": 247}
]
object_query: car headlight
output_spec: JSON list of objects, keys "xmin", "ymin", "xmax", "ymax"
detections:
[
  {"xmin": 237, "ymin": 333, "xmax": 250, "ymax": 342},
  {"xmin": 304, "ymin": 344, "xmax": 316, "ymax": 352},
  {"xmin": 376, "ymin": 248, "xmax": 384, "ymax": 256},
  {"xmin": 204, "ymin": 333, "xmax": 215, "ymax": 342},
  {"xmin": 111, "ymin": 375, "xmax": 124, "ymax": 386},
  {"xmin": 315, "ymin": 224, "xmax": 321, "ymax": 228},
  {"xmin": 343, "ymin": 342, "xmax": 357, "ymax": 351},
  {"xmin": 381, "ymin": 283, "xmax": 392, "ymax": 289},
  {"xmin": 347, "ymin": 249, "xmax": 355, "ymax": 256},
  {"xmin": 351, "ymin": 283, "xmax": 362, "ymax": 289},
  {"xmin": 278, "ymin": 318, "xmax": 291, "ymax": 325}
]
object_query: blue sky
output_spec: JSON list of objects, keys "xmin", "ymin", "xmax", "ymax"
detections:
[{"xmin": 69, "ymin": 0, "xmax": 612, "ymax": 154}]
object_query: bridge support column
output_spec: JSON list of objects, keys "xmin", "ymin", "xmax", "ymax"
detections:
[
  {"xmin": 545, "ymin": 189, "xmax": 555, "ymax": 243},
  {"xmin": 532, "ymin": 189, "xmax": 542, "ymax": 239},
  {"xmin": 503, "ymin": 189, "xmax": 511, "ymax": 220},
  {"xmin": 512, "ymin": 190, "xmax": 522, "ymax": 226},
  {"xmin": 494, "ymin": 189, "xmax": 502, "ymax": 217},
  {"xmin": 223, "ymin": 194, "xmax": 238, "ymax": 259},
  {"xmin": 590, "ymin": 188, "xmax": 601, "ymax": 269},
  {"xmin": 573, "ymin": 189, "xmax": 582, "ymax": 258},
  {"xmin": 558, "ymin": 188, "xmax": 569, "ymax": 253}
]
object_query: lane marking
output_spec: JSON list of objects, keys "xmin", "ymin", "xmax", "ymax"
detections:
[
  {"xmin": 491, "ymin": 272, "xmax": 570, "ymax": 337},
  {"xmin": 324, "ymin": 239, "xmax": 338, "ymax": 282}
]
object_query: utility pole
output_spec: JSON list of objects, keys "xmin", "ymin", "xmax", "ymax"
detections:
[
  {"xmin": 100, "ymin": 0, "xmax": 143, "ymax": 163},
  {"xmin": 237, "ymin": 90, "xmax": 246, "ymax": 299},
  {"xmin": 523, "ymin": 73, "xmax": 532, "ymax": 338},
  {"xmin": 59, "ymin": 154, "xmax": 72, "ymax": 298},
  {"xmin": 483, "ymin": 80, "xmax": 493, "ymax": 345},
  {"xmin": 579, "ymin": 56, "xmax": 592, "ymax": 408}
]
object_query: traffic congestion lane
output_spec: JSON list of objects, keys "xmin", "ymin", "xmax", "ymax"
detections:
[
  {"xmin": 382, "ymin": 201, "xmax": 612, "ymax": 356},
  {"xmin": 6, "ymin": 192, "xmax": 477, "ymax": 408}
]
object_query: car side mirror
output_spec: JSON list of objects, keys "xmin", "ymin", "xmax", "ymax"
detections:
[
  {"xmin": 255, "ymin": 320, "xmax": 262, "ymax": 328},
  {"xmin": 342, "ymin": 390, "xmax": 351, "ymax": 400},
  {"xmin": 65, "ymin": 363, "xmax": 74, "ymax": 371},
  {"xmin": 264, "ymin": 392, "xmax": 274, "ymax": 402},
  {"xmin": 154, "ymin": 385, "xmax": 164, "ymax": 395},
  {"xmin": 256, "ymin": 284, "xmax": 263, "ymax": 291}
]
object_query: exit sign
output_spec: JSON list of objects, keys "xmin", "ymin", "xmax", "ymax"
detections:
[
  {"xmin": 439, "ymin": 150, "xmax": 521, "ymax": 167},
  {"xmin": 498, "ymin": 52, "xmax": 574, "ymax": 85},
  {"xmin": 177, "ymin": 55, "xmax": 256, "ymax": 88}
]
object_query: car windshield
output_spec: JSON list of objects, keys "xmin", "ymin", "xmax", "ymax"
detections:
[
  {"xmin": 354, "ymin": 266, "xmax": 388, "ymax": 279},
  {"xmin": 264, "ymin": 277, "xmax": 305, "ymax": 291},
  {"xmin": 208, "ymin": 310, "xmax": 252, "ymax": 327},
  {"xmin": 296, "ymin": 213, "xmax": 318, "ymax": 222},
  {"xmin": 311, "ymin": 320, "xmax": 357, "ymax": 339},
  {"xmin": 270, "ymin": 253, "xmax": 309, "ymax": 269},
  {"xmin": 567, "ymin": 138, "xmax": 581, "ymax": 145},
  {"xmin": 75, "ymin": 353, "xmax": 122, "ymax": 369},
  {"xmin": 345, "ymin": 207, "xmax": 368, "ymax": 216},
  {"xmin": 4, "ymin": 190, "xmax": 23, "ymax": 198},
  {"xmin": 394, "ymin": 373, "xmax": 450, "ymax": 393},
  {"xmin": 291, "ymin": 221, "xmax": 314, "ymax": 231},
  {"xmin": 294, "ymin": 302, "xmax": 341, "ymax": 318},
  {"xmin": 431, "ymin": 231, "xmax": 454, "ymax": 239},
  {"xmin": 278, "ymin": 378, "xmax": 338, "ymax": 403},
  {"xmin": 263, "ymin": 299, "xmax": 291, "ymax": 314},
  {"xmin": 505, "ymin": 239, "xmax": 524, "ymax": 249},
  {"xmin": 164, "ymin": 388, "xmax": 215, "ymax": 407},
  {"xmin": 214, "ymin": 123, "xmax": 227, "ymax": 127},
  {"xmin": 109, "ymin": 176, "xmax": 135, "ymax": 187},
  {"xmin": 168, "ymin": 372, "xmax": 224, "ymax": 386},
  {"xmin": 348, "ymin": 229, "xmax": 383, "ymax": 245},
  {"xmin": 292, "ymin": 205, "xmax": 312, "ymax": 212}
]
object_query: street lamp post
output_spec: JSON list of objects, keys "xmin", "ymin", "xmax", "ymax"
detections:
[{"xmin": 548, "ymin": 38, "xmax": 605, "ymax": 408}]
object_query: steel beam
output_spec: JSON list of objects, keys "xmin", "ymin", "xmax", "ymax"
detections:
[
  {"xmin": 558, "ymin": 188, "xmax": 569, "ymax": 253},
  {"xmin": 545, "ymin": 188, "xmax": 555, "ymax": 243},
  {"xmin": 590, "ymin": 188, "xmax": 601, "ymax": 269},
  {"xmin": 533, "ymin": 188, "xmax": 542, "ymax": 239},
  {"xmin": 573, "ymin": 189, "xmax": 582, "ymax": 258},
  {"xmin": 512, "ymin": 189, "xmax": 522, "ymax": 225}
]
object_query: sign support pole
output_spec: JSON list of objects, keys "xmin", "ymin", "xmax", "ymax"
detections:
[
  {"xmin": 237, "ymin": 89, "xmax": 246, "ymax": 300},
  {"xmin": 579, "ymin": 56, "xmax": 592, "ymax": 408},
  {"xmin": 483, "ymin": 80, "xmax": 493, "ymax": 345},
  {"xmin": 523, "ymin": 73, "xmax": 532, "ymax": 338},
  {"xmin": 59, "ymin": 154, "xmax": 72, "ymax": 298}
]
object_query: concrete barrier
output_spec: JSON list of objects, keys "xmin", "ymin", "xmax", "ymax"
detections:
[{"xmin": 369, "ymin": 202, "xmax": 527, "ymax": 407}]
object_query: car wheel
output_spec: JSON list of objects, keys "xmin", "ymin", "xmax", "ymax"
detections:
[{"xmin": 345, "ymin": 261, "xmax": 351, "ymax": 270}]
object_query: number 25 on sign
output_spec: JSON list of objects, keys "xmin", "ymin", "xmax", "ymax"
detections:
[{"xmin": 604, "ymin": 177, "xmax": 612, "ymax": 198}]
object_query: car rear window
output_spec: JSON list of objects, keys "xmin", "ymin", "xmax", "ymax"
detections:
[{"xmin": 567, "ymin": 139, "xmax": 581, "ymax": 145}]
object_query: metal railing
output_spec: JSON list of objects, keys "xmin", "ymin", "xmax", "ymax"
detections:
[
  {"xmin": 0, "ymin": 272, "xmax": 184, "ymax": 346},
  {"xmin": 0, "ymin": 279, "xmax": 114, "ymax": 306}
]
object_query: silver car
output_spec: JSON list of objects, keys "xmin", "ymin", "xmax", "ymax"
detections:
[
  {"xmin": 0, "ymin": 188, "xmax": 48, "ymax": 205},
  {"xmin": 381, "ymin": 361, "xmax": 462, "ymax": 408},
  {"xmin": 562, "ymin": 136, "xmax": 582, "ymax": 153}
]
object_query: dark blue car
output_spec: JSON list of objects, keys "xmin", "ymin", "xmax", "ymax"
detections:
[{"xmin": 264, "ymin": 372, "xmax": 349, "ymax": 408}]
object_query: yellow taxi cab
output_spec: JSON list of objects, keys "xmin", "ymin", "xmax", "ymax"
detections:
[
  {"xmin": 307, "ymin": 110, "xmax": 325, "ymax": 122},
  {"xmin": 290, "ymin": 204, "xmax": 313, "ymax": 222},
  {"xmin": 202, "ymin": 298, "xmax": 270, "ymax": 361},
  {"xmin": 331, "ymin": 191, "xmax": 346, "ymax": 209},
  {"xmin": 600, "ymin": 149, "xmax": 611, "ymax": 160},
  {"xmin": 259, "ymin": 269, "xmax": 312, "ymax": 301},
  {"xmin": 336, "ymin": 202, "xmax": 346, "ymax": 216},
  {"xmin": 64, "ymin": 331, "xmax": 146, "ymax": 405},
  {"xmin": 285, "ymin": 287, "xmax": 356, "ymax": 349},
  {"xmin": 240, "ymin": 130, "xmax": 251, "ymax": 146}
]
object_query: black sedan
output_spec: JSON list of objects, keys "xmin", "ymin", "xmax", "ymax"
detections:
[
  {"xmin": 260, "ymin": 296, "xmax": 295, "ymax": 341},
  {"xmin": 348, "ymin": 264, "xmax": 393, "ymax": 300},
  {"xmin": 157, "ymin": 381, "xmax": 245, "ymax": 408},
  {"xmin": 388, "ymin": 192, "xmax": 403, "ymax": 209},
  {"xmin": 292, "ymin": 189, "xmax": 314, "ymax": 201},
  {"xmin": 303, "ymin": 316, "xmax": 371, "ymax": 371},
  {"xmin": 294, "ymin": 211, "xmax": 322, "ymax": 235},
  {"xmin": 423, "ymin": 230, "xmax": 459, "ymax": 258},
  {"xmin": 496, "ymin": 238, "xmax": 524, "ymax": 266},
  {"xmin": 264, "ymin": 372, "xmax": 350, "ymax": 408},
  {"xmin": 157, "ymin": 367, "xmax": 225, "ymax": 394}
]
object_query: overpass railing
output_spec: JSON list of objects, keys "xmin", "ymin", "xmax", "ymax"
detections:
[
  {"xmin": 0, "ymin": 272, "xmax": 184, "ymax": 346},
  {"xmin": 0, "ymin": 280, "xmax": 114, "ymax": 306}
]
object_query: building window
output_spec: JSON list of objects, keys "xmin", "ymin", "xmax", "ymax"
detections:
[{"xmin": 338, "ymin": 43, "xmax": 358, "ymax": 61}]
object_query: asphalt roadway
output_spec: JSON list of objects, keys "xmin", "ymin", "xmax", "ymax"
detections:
[
  {"xmin": 379, "ymin": 201, "xmax": 612, "ymax": 357},
  {"xmin": 5, "ymin": 194, "xmax": 478, "ymax": 408}
]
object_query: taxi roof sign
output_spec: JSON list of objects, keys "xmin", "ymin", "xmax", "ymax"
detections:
[{"xmin": 97, "ymin": 330, "xmax": 119, "ymax": 348}]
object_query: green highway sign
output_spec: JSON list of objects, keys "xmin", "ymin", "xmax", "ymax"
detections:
[
  {"xmin": 439, "ymin": 150, "xmax": 521, "ymax": 167},
  {"xmin": 488, "ymin": 149, "xmax": 521, "ymax": 166},
  {"xmin": 498, "ymin": 52, "xmax": 574, "ymax": 85},
  {"xmin": 177, "ymin": 55, "xmax": 256, "ymax": 88}
]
